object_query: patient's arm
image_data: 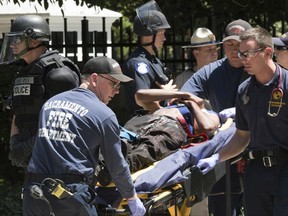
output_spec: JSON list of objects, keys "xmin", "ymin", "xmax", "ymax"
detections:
[
  {"xmin": 135, "ymin": 89, "xmax": 204, "ymax": 112},
  {"xmin": 183, "ymin": 100, "xmax": 220, "ymax": 136},
  {"xmin": 135, "ymin": 89, "xmax": 218, "ymax": 135}
]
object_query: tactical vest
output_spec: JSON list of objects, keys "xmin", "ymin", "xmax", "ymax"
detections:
[{"xmin": 12, "ymin": 50, "xmax": 80, "ymax": 138}]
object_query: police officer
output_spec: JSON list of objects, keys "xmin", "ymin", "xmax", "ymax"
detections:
[
  {"xmin": 197, "ymin": 27, "xmax": 288, "ymax": 216},
  {"xmin": 1, "ymin": 15, "xmax": 81, "ymax": 167},
  {"xmin": 23, "ymin": 56, "xmax": 146, "ymax": 216},
  {"xmin": 175, "ymin": 27, "xmax": 222, "ymax": 89},
  {"xmin": 122, "ymin": 1, "xmax": 176, "ymax": 117}
]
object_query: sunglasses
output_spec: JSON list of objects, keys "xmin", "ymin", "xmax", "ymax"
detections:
[
  {"xmin": 274, "ymin": 45, "xmax": 288, "ymax": 51},
  {"xmin": 98, "ymin": 74, "xmax": 121, "ymax": 90},
  {"xmin": 237, "ymin": 47, "xmax": 266, "ymax": 60}
]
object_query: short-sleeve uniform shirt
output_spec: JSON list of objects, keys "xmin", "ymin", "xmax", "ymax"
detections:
[
  {"xmin": 181, "ymin": 57, "xmax": 247, "ymax": 112},
  {"xmin": 123, "ymin": 46, "xmax": 169, "ymax": 114},
  {"xmin": 235, "ymin": 64, "xmax": 288, "ymax": 151}
]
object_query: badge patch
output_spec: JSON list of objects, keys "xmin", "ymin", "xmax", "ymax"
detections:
[
  {"xmin": 136, "ymin": 62, "xmax": 149, "ymax": 74},
  {"xmin": 272, "ymin": 89, "xmax": 283, "ymax": 100},
  {"xmin": 13, "ymin": 84, "xmax": 30, "ymax": 96}
]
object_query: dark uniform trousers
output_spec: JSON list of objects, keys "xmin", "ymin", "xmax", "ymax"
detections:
[
  {"xmin": 243, "ymin": 148, "xmax": 288, "ymax": 216},
  {"xmin": 23, "ymin": 174, "xmax": 97, "ymax": 216},
  {"xmin": 208, "ymin": 164, "xmax": 242, "ymax": 216}
]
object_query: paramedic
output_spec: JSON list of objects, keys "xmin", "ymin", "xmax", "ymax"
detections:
[
  {"xmin": 197, "ymin": 27, "xmax": 288, "ymax": 216},
  {"xmin": 180, "ymin": 19, "xmax": 252, "ymax": 216},
  {"xmin": 22, "ymin": 56, "xmax": 146, "ymax": 216}
]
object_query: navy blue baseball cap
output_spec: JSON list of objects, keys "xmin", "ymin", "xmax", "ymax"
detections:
[{"xmin": 273, "ymin": 32, "xmax": 288, "ymax": 47}]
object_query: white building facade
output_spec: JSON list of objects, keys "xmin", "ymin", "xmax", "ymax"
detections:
[{"xmin": 0, "ymin": 0, "xmax": 122, "ymax": 61}]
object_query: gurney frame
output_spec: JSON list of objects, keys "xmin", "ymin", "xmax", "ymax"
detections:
[{"xmin": 97, "ymin": 161, "xmax": 227, "ymax": 216}]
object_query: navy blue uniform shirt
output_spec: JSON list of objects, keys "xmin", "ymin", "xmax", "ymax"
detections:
[
  {"xmin": 28, "ymin": 88, "xmax": 135, "ymax": 198},
  {"xmin": 181, "ymin": 57, "xmax": 246, "ymax": 196},
  {"xmin": 236, "ymin": 64, "xmax": 288, "ymax": 151},
  {"xmin": 123, "ymin": 46, "xmax": 169, "ymax": 115},
  {"xmin": 181, "ymin": 57, "xmax": 247, "ymax": 112}
]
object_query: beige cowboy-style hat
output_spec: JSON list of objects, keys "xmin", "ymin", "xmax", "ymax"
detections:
[{"xmin": 182, "ymin": 27, "xmax": 222, "ymax": 48}]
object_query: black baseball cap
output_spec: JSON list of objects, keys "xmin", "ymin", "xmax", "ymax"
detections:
[{"xmin": 82, "ymin": 56, "xmax": 133, "ymax": 83}]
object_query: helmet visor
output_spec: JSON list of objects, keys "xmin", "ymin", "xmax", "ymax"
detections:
[
  {"xmin": 136, "ymin": 0, "xmax": 161, "ymax": 28},
  {"xmin": 0, "ymin": 33, "xmax": 28, "ymax": 64}
]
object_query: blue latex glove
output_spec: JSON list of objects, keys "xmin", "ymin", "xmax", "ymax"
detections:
[
  {"xmin": 218, "ymin": 107, "xmax": 236, "ymax": 123},
  {"xmin": 128, "ymin": 197, "xmax": 146, "ymax": 216},
  {"xmin": 196, "ymin": 153, "xmax": 220, "ymax": 175}
]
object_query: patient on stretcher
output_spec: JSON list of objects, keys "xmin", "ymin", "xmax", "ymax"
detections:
[
  {"xmin": 120, "ymin": 90, "xmax": 222, "ymax": 172},
  {"xmin": 96, "ymin": 90, "xmax": 235, "ymax": 187},
  {"xmin": 135, "ymin": 89, "xmax": 221, "ymax": 137},
  {"xmin": 95, "ymin": 90, "xmax": 236, "ymax": 212}
]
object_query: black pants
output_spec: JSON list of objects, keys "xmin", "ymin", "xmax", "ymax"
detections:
[
  {"xmin": 23, "ymin": 182, "xmax": 97, "ymax": 216},
  {"xmin": 208, "ymin": 164, "xmax": 243, "ymax": 216},
  {"xmin": 243, "ymin": 159, "xmax": 288, "ymax": 216}
]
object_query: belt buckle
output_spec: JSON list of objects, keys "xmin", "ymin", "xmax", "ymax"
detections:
[{"xmin": 263, "ymin": 156, "xmax": 273, "ymax": 167}]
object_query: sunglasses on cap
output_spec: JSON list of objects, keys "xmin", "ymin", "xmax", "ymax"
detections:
[{"xmin": 274, "ymin": 45, "xmax": 288, "ymax": 51}]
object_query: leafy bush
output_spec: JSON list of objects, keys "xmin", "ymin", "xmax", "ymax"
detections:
[
  {"xmin": 0, "ymin": 180, "xmax": 23, "ymax": 216},
  {"xmin": 0, "ymin": 65, "xmax": 24, "ymax": 215}
]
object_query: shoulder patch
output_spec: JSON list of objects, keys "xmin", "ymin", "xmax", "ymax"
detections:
[{"xmin": 135, "ymin": 62, "xmax": 149, "ymax": 74}]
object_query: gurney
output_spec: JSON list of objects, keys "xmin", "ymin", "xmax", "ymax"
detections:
[
  {"xmin": 96, "ymin": 163, "xmax": 226, "ymax": 216},
  {"xmin": 96, "ymin": 120, "xmax": 236, "ymax": 216}
]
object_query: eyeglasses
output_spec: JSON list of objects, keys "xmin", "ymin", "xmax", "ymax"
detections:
[
  {"xmin": 98, "ymin": 74, "xmax": 121, "ymax": 90},
  {"xmin": 237, "ymin": 47, "xmax": 266, "ymax": 60},
  {"xmin": 274, "ymin": 45, "xmax": 288, "ymax": 51}
]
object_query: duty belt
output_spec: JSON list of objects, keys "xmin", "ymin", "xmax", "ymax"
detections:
[
  {"xmin": 25, "ymin": 172, "xmax": 85, "ymax": 184},
  {"xmin": 245, "ymin": 148, "xmax": 288, "ymax": 167}
]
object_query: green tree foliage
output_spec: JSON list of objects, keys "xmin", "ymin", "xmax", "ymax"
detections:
[{"xmin": 2, "ymin": 0, "xmax": 287, "ymax": 31}]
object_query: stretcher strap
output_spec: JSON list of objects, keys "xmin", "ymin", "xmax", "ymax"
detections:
[
  {"xmin": 176, "ymin": 115, "xmax": 208, "ymax": 148},
  {"xmin": 176, "ymin": 115, "xmax": 194, "ymax": 138}
]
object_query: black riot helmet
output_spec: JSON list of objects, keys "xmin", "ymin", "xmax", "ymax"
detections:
[
  {"xmin": 10, "ymin": 14, "xmax": 50, "ymax": 42},
  {"xmin": 133, "ymin": 0, "xmax": 170, "ymax": 36},
  {"xmin": 133, "ymin": 10, "xmax": 170, "ymax": 36},
  {"xmin": 0, "ymin": 15, "xmax": 50, "ymax": 64}
]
